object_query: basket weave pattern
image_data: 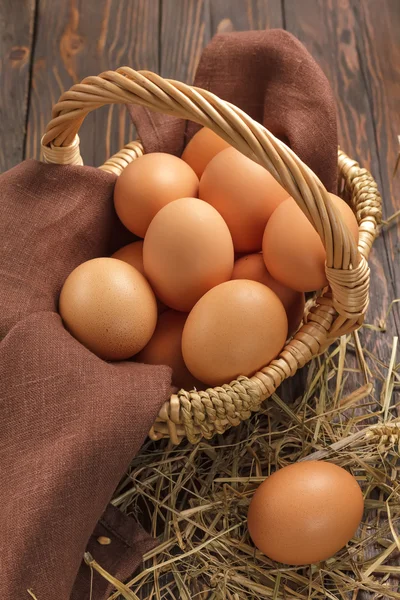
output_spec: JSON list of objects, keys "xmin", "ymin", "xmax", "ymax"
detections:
[{"xmin": 41, "ymin": 68, "xmax": 382, "ymax": 445}]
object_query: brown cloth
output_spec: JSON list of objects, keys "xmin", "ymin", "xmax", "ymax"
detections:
[
  {"xmin": 0, "ymin": 160, "xmax": 171, "ymax": 599},
  {"xmin": 0, "ymin": 29, "xmax": 337, "ymax": 600},
  {"xmin": 129, "ymin": 29, "xmax": 338, "ymax": 193}
]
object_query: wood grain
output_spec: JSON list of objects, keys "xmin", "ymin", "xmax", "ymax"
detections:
[
  {"xmin": 160, "ymin": 0, "xmax": 212, "ymax": 82},
  {"xmin": 25, "ymin": 0, "xmax": 159, "ymax": 167},
  {"xmin": 159, "ymin": 0, "xmax": 283, "ymax": 90},
  {"xmin": 283, "ymin": 0, "xmax": 400, "ymax": 368},
  {"xmin": 353, "ymin": 0, "xmax": 400, "ymax": 298},
  {"xmin": 0, "ymin": 0, "xmax": 35, "ymax": 172},
  {"xmin": 209, "ymin": 0, "xmax": 283, "ymax": 32}
]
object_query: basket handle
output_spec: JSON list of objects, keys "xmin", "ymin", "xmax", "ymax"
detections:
[{"xmin": 41, "ymin": 67, "xmax": 369, "ymax": 323}]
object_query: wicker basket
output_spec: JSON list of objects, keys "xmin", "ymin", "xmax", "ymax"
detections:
[{"xmin": 41, "ymin": 67, "xmax": 382, "ymax": 445}]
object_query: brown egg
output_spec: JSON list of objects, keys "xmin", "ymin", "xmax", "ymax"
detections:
[
  {"xmin": 136, "ymin": 310, "xmax": 202, "ymax": 390},
  {"xmin": 113, "ymin": 153, "xmax": 199, "ymax": 237},
  {"xmin": 232, "ymin": 253, "xmax": 305, "ymax": 336},
  {"xmin": 112, "ymin": 241, "xmax": 144, "ymax": 275},
  {"xmin": 181, "ymin": 127, "xmax": 231, "ymax": 178},
  {"xmin": 247, "ymin": 461, "xmax": 364, "ymax": 565},
  {"xmin": 59, "ymin": 257, "xmax": 157, "ymax": 360},
  {"xmin": 262, "ymin": 193, "xmax": 359, "ymax": 292},
  {"xmin": 143, "ymin": 198, "xmax": 234, "ymax": 312},
  {"xmin": 199, "ymin": 147, "xmax": 290, "ymax": 252},
  {"xmin": 182, "ymin": 280, "xmax": 288, "ymax": 386}
]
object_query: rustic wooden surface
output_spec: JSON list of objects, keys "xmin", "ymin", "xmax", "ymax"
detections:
[
  {"xmin": 1, "ymin": 0, "xmax": 399, "ymax": 596},
  {"xmin": 0, "ymin": 0, "xmax": 35, "ymax": 172}
]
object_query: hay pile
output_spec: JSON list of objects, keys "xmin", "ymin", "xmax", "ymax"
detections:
[{"xmin": 89, "ymin": 305, "xmax": 400, "ymax": 599}]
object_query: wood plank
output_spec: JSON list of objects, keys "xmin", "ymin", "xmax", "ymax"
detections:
[
  {"xmin": 25, "ymin": 0, "xmax": 159, "ymax": 167},
  {"xmin": 209, "ymin": 0, "xmax": 283, "ymax": 32},
  {"xmin": 352, "ymin": 0, "xmax": 400, "ymax": 300},
  {"xmin": 160, "ymin": 0, "xmax": 283, "ymax": 89},
  {"xmin": 283, "ymin": 0, "xmax": 400, "ymax": 368},
  {"xmin": 0, "ymin": 0, "xmax": 35, "ymax": 172},
  {"xmin": 160, "ymin": 0, "xmax": 212, "ymax": 82}
]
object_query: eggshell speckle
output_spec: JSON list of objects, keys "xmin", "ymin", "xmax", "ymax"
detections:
[
  {"xmin": 113, "ymin": 153, "xmax": 199, "ymax": 237},
  {"xmin": 247, "ymin": 461, "xmax": 364, "ymax": 565},
  {"xmin": 59, "ymin": 257, "xmax": 157, "ymax": 360},
  {"xmin": 181, "ymin": 127, "xmax": 231, "ymax": 178},
  {"xmin": 232, "ymin": 253, "xmax": 305, "ymax": 336},
  {"xmin": 143, "ymin": 197, "xmax": 234, "ymax": 312},
  {"xmin": 199, "ymin": 147, "xmax": 290, "ymax": 252},
  {"xmin": 182, "ymin": 279, "xmax": 288, "ymax": 386},
  {"xmin": 262, "ymin": 193, "xmax": 359, "ymax": 292}
]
